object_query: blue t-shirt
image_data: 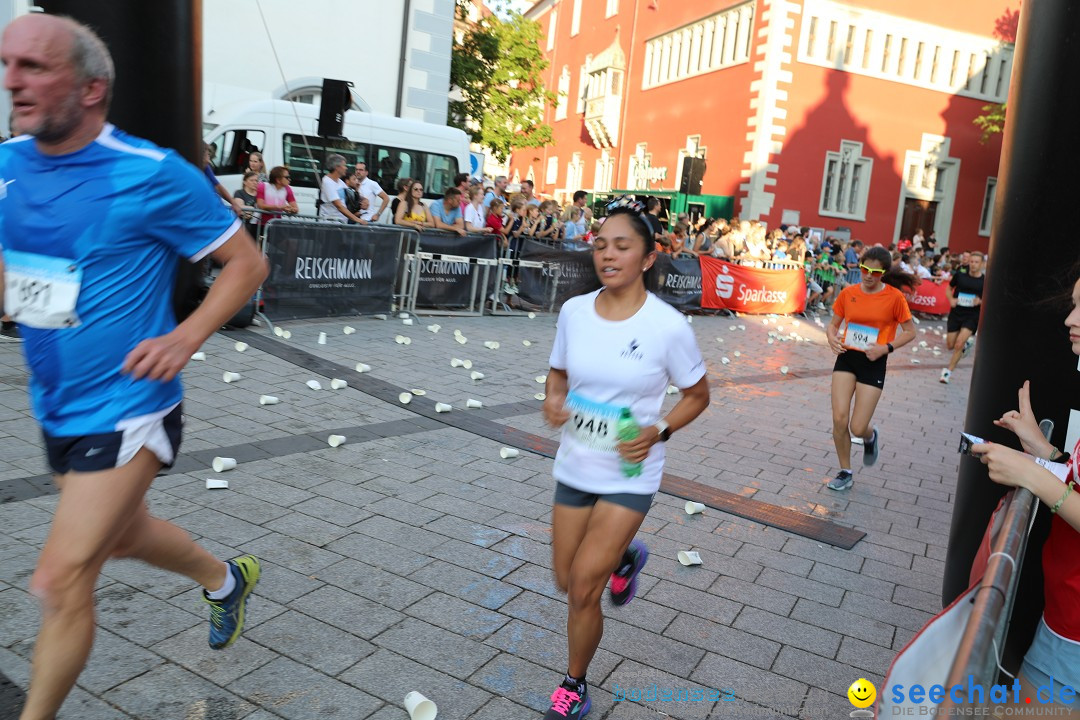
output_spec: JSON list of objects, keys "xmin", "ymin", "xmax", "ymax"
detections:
[
  {"xmin": 844, "ymin": 247, "xmax": 859, "ymax": 266},
  {"xmin": 430, "ymin": 199, "xmax": 462, "ymax": 226},
  {"xmin": 0, "ymin": 124, "xmax": 240, "ymax": 435}
]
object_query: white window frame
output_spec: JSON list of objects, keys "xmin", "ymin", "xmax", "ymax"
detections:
[
  {"xmin": 547, "ymin": 9, "xmax": 557, "ymax": 51},
  {"xmin": 555, "ymin": 66, "xmax": 570, "ymax": 121},
  {"xmin": 577, "ymin": 61, "xmax": 589, "ymax": 114},
  {"xmin": 546, "ymin": 156, "xmax": 559, "ymax": 185},
  {"xmin": 571, "ymin": 0, "xmax": 582, "ymax": 37},
  {"xmin": 979, "ymin": 177, "xmax": 997, "ymax": 237},
  {"xmin": 641, "ymin": 2, "xmax": 754, "ymax": 91},
  {"xmin": 606, "ymin": 0, "xmax": 619, "ymax": 19},
  {"xmin": 819, "ymin": 140, "xmax": 873, "ymax": 221}
]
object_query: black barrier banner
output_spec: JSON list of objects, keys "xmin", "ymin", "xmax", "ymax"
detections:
[
  {"xmin": 262, "ymin": 221, "xmax": 399, "ymax": 320},
  {"xmin": 416, "ymin": 232, "xmax": 497, "ymax": 309},
  {"xmin": 517, "ymin": 238, "xmax": 600, "ymax": 308},
  {"xmin": 649, "ymin": 254, "xmax": 702, "ymax": 310}
]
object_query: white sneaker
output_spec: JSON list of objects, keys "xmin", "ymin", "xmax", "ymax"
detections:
[
  {"xmin": 961, "ymin": 336, "xmax": 975, "ymax": 358},
  {"xmin": 940, "ymin": 369, "xmax": 951, "ymax": 384}
]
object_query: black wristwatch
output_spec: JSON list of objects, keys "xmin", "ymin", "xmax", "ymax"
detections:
[
  {"xmin": 653, "ymin": 419, "xmax": 671, "ymax": 442},
  {"xmin": 887, "ymin": 343, "xmax": 895, "ymax": 354}
]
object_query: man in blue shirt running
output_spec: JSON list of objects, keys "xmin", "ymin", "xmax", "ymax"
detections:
[{"xmin": 0, "ymin": 14, "xmax": 268, "ymax": 720}]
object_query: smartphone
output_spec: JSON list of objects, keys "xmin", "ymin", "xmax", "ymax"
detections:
[{"xmin": 959, "ymin": 432, "xmax": 985, "ymax": 456}]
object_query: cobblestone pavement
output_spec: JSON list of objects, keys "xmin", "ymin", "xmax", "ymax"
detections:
[{"xmin": 0, "ymin": 309, "xmax": 970, "ymax": 719}]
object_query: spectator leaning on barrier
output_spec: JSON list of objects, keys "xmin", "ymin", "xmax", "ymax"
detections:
[
  {"xmin": 484, "ymin": 175, "xmax": 508, "ymax": 208},
  {"xmin": 521, "ymin": 179, "xmax": 541, "ymax": 206},
  {"xmin": 390, "ymin": 176, "xmax": 412, "ymax": 219},
  {"xmin": 355, "ymin": 161, "xmax": 388, "ymax": 222},
  {"xmin": 394, "ymin": 180, "xmax": 430, "ymax": 231},
  {"xmin": 319, "ymin": 154, "xmax": 365, "ymax": 224},
  {"xmin": 642, "ymin": 197, "xmax": 667, "ymax": 248},
  {"xmin": 256, "ymin": 165, "xmax": 298, "ymax": 224},
  {"xmin": 233, "ymin": 171, "xmax": 259, "ymax": 229},
  {"xmin": 465, "ymin": 185, "xmax": 492, "ymax": 234},
  {"xmin": 430, "ymin": 186, "xmax": 467, "ymax": 236},
  {"xmin": 845, "ymin": 239, "xmax": 863, "ymax": 269},
  {"xmin": 343, "ymin": 170, "xmax": 364, "ymax": 224}
]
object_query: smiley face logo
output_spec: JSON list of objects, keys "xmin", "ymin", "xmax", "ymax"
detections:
[{"xmin": 847, "ymin": 678, "xmax": 876, "ymax": 709}]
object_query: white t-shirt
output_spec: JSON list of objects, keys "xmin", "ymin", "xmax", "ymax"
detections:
[
  {"xmin": 464, "ymin": 202, "xmax": 486, "ymax": 230},
  {"xmin": 319, "ymin": 175, "xmax": 347, "ymax": 222},
  {"xmin": 549, "ymin": 290, "xmax": 706, "ymax": 495},
  {"xmin": 358, "ymin": 177, "xmax": 383, "ymax": 221}
]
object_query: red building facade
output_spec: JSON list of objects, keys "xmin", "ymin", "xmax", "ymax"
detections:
[{"xmin": 510, "ymin": 0, "xmax": 1014, "ymax": 251}]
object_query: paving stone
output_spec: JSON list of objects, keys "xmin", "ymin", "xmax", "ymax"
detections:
[
  {"xmin": 840, "ymin": 590, "xmax": 935, "ymax": 633},
  {"xmin": 173, "ymin": 508, "xmax": 271, "ymax": 548},
  {"xmin": 262, "ymin": 512, "xmax": 350, "ymax": 547},
  {"xmin": 732, "ymin": 607, "xmax": 842, "ymax": 658},
  {"xmin": 322, "ymin": 559, "xmax": 430, "ymax": 610},
  {"xmin": 469, "ymin": 653, "xmax": 566, "ymax": 713},
  {"xmin": 323, "ymin": 532, "xmax": 434, "ymax": 575},
  {"xmin": 248, "ymin": 609, "xmax": 376, "ymax": 675},
  {"xmin": 372, "ymin": 617, "xmax": 499, "ymax": 679},
  {"xmin": 424, "ymin": 514, "xmax": 510, "ymax": 548},
  {"xmin": 94, "ymin": 583, "xmax": 200, "ymax": 647},
  {"xmin": 807, "ymin": 562, "xmax": 895, "ymax": 601},
  {"xmin": 771, "ymin": 645, "xmax": 880, "ymax": 695},
  {"xmin": 351, "ymin": 515, "xmax": 446, "ymax": 552},
  {"xmin": 242, "ymin": 533, "xmax": 343, "ymax": 574},
  {"xmin": 789, "ymin": 597, "xmax": 895, "ymax": 649},
  {"xmin": 598, "ymin": 617, "xmax": 704, "ymax": 679},
  {"xmin": 405, "ymin": 592, "xmax": 511, "ymax": 639},
  {"xmin": 690, "ymin": 652, "xmax": 809, "ymax": 715},
  {"xmin": 72, "ymin": 628, "xmax": 167, "ymax": 694},
  {"xmin": 643, "ymin": 580, "xmax": 742, "ymax": 625},
  {"xmin": 0, "ymin": 587, "xmax": 39, "ymax": 649},
  {"xmin": 426, "ymin": 536, "xmax": 524, "ymax": 579},
  {"xmin": 470, "ymin": 696, "xmax": 540, "ymax": 720},
  {"xmin": 339, "ymin": 648, "xmax": 493, "ymax": 720},
  {"xmin": 484, "ymin": 618, "xmax": 621, "ymax": 684},
  {"xmin": 104, "ymin": 663, "xmax": 255, "ymax": 719},
  {"xmin": 149, "ymin": 625, "xmax": 277, "ymax": 686},
  {"xmin": 228, "ymin": 656, "xmax": 383, "ymax": 720},
  {"xmin": 663, "ymin": 614, "xmax": 781, "ymax": 670},
  {"xmin": 410, "ymin": 559, "xmax": 521, "ymax": 610},
  {"xmin": 604, "ymin": 659, "xmax": 721, "ymax": 720},
  {"xmin": 288, "ymin": 585, "xmax": 405, "ymax": 640},
  {"xmin": 836, "ymin": 635, "xmax": 898, "ymax": 677}
]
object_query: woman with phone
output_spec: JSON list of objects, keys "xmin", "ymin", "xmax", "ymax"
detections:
[
  {"xmin": 825, "ymin": 246, "xmax": 918, "ymax": 490},
  {"xmin": 973, "ymin": 274, "xmax": 1080, "ymax": 711}
]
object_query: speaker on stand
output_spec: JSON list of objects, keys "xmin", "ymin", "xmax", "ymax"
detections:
[
  {"xmin": 318, "ymin": 79, "xmax": 353, "ymax": 138},
  {"xmin": 680, "ymin": 157, "xmax": 707, "ymax": 195}
]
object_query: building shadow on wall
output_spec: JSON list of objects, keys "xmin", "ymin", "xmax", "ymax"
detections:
[{"xmin": 730, "ymin": 69, "xmax": 902, "ymax": 245}]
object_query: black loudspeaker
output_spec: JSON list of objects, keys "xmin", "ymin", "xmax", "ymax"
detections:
[
  {"xmin": 318, "ymin": 79, "xmax": 353, "ymax": 138},
  {"xmin": 680, "ymin": 157, "xmax": 706, "ymax": 194}
]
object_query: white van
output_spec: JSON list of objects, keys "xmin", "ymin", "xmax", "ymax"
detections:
[{"xmin": 204, "ymin": 99, "xmax": 470, "ymax": 219}]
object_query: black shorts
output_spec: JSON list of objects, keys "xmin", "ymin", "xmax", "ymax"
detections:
[
  {"xmin": 554, "ymin": 481, "xmax": 654, "ymax": 515},
  {"xmin": 947, "ymin": 310, "xmax": 979, "ymax": 334},
  {"xmin": 833, "ymin": 350, "xmax": 887, "ymax": 388},
  {"xmin": 819, "ymin": 280, "xmax": 834, "ymax": 293},
  {"xmin": 44, "ymin": 404, "xmax": 183, "ymax": 475}
]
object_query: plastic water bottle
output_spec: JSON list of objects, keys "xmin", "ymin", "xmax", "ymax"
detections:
[{"xmin": 616, "ymin": 407, "xmax": 643, "ymax": 477}]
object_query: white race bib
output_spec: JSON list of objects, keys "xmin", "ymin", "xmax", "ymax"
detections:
[
  {"xmin": 565, "ymin": 392, "xmax": 622, "ymax": 452},
  {"xmin": 957, "ymin": 292, "xmax": 977, "ymax": 308},
  {"xmin": 3, "ymin": 250, "xmax": 82, "ymax": 329},
  {"xmin": 843, "ymin": 322, "xmax": 879, "ymax": 351}
]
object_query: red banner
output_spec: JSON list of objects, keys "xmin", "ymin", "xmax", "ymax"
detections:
[
  {"xmin": 699, "ymin": 257, "xmax": 806, "ymax": 315},
  {"xmin": 905, "ymin": 279, "xmax": 951, "ymax": 315}
]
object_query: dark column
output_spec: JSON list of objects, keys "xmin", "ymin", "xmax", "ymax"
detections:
[
  {"xmin": 37, "ymin": 0, "xmax": 205, "ymax": 321},
  {"xmin": 942, "ymin": 0, "xmax": 1080, "ymax": 670}
]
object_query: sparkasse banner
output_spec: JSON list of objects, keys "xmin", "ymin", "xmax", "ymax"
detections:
[
  {"xmin": 699, "ymin": 256, "xmax": 806, "ymax": 314},
  {"xmin": 905, "ymin": 279, "xmax": 952, "ymax": 315}
]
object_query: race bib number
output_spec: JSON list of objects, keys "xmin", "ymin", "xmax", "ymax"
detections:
[
  {"xmin": 957, "ymin": 292, "xmax": 977, "ymax": 308},
  {"xmin": 843, "ymin": 322, "xmax": 879, "ymax": 351},
  {"xmin": 565, "ymin": 392, "xmax": 621, "ymax": 452},
  {"xmin": 3, "ymin": 250, "xmax": 82, "ymax": 329}
]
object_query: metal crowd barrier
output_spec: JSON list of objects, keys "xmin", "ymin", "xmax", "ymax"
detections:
[
  {"xmin": 936, "ymin": 420, "xmax": 1052, "ymax": 714},
  {"xmin": 489, "ymin": 245, "xmax": 562, "ymax": 316},
  {"xmin": 401, "ymin": 230, "xmax": 499, "ymax": 317}
]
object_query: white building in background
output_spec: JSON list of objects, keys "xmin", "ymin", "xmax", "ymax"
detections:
[{"xmin": 204, "ymin": 0, "xmax": 454, "ymax": 126}]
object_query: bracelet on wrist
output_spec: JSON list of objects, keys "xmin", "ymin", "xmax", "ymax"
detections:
[
  {"xmin": 1051, "ymin": 481, "xmax": 1074, "ymax": 515},
  {"xmin": 1049, "ymin": 447, "xmax": 1063, "ymax": 462}
]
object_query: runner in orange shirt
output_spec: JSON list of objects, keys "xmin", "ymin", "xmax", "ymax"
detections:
[{"xmin": 824, "ymin": 246, "xmax": 918, "ymax": 490}]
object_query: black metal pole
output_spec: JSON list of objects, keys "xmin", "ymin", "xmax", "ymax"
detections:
[
  {"xmin": 942, "ymin": 0, "xmax": 1080, "ymax": 671},
  {"xmin": 36, "ymin": 0, "xmax": 205, "ymax": 321}
]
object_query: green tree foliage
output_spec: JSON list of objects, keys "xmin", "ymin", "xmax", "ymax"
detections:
[
  {"xmin": 973, "ymin": 5, "xmax": 1018, "ymax": 144},
  {"xmin": 450, "ymin": 3, "xmax": 555, "ymax": 162}
]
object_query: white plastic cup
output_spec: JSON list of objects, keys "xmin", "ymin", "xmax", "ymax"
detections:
[
  {"xmin": 678, "ymin": 550, "xmax": 703, "ymax": 566},
  {"xmin": 399, "ymin": 392, "xmax": 412, "ymax": 404},
  {"xmin": 666, "ymin": 385, "xmax": 679, "ymax": 395},
  {"xmin": 528, "ymin": 312, "xmax": 536, "ymax": 319},
  {"xmin": 306, "ymin": 379, "xmax": 323, "ymax": 390},
  {"xmin": 685, "ymin": 501, "xmax": 706, "ymax": 515},
  {"xmin": 780, "ymin": 366, "xmax": 790, "ymax": 375},
  {"xmin": 721, "ymin": 357, "xmax": 731, "ymax": 365},
  {"xmin": 403, "ymin": 337, "xmax": 412, "ymax": 345},
  {"xmin": 206, "ymin": 478, "xmax": 229, "ymax": 490},
  {"xmin": 450, "ymin": 358, "xmax": 464, "ymax": 368},
  {"xmin": 234, "ymin": 342, "xmax": 248, "ymax": 352},
  {"xmin": 454, "ymin": 329, "xmax": 463, "ymax": 337},
  {"xmin": 212, "ymin": 457, "xmax": 236, "ymax": 473},
  {"xmin": 282, "ymin": 330, "xmax": 292, "ymax": 340},
  {"xmin": 355, "ymin": 363, "xmax": 371, "ymax": 373},
  {"xmin": 343, "ymin": 326, "xmax": 356, "ymax": 335},
  {"xmin": 455, "ymin": 335, "xmax": 467, "ymax": 345},
  {"xmin": 466, "ymin": 399, "xmax": 483, "ymax": 408},
  {"xmin": 330, "ymin": 378, "xmax": 348, "ymax": 390},
  {"xmin": 403, "ymin": 318, "xmax": 414, "ymax": 326},
  {"xmin": 222, "ymin": 372, "xmax": 242, "ymax": 383},
  {"xmin": 403, "ymin": 691, "xmax": 437, "ymax": 720},
  {"xmin": 534, "ymin": 392, "xmax": 546, "ymax": 401},
  {"xmin": 411, "ymin": 389, "xmax": 427, "ymax": 396},
  {"xmin": 318, "ymin": 332, "xmax": 327, "ymax": 345},
  {"xmin": 523, "ymin": 340, "xmax": 532, "ymax": 347},
  {"xmin": 427, "ymin": 324, "xmax": 441, "ymax": 333},
  {"xmin": 435, "ymin": 402, "xmax": 452, "ymax": 413},
  {"xmin": 373, "ymin": 314, "xmax": 388, "ymax": 320},
  {"xmin": 535, "ymin": 375, "xmax": 547, "ymax": 383},
  {"xmin": 328, "ymin": 435, "xmax": 346, "ymax": 448},
  {"xmin": 500, "ymin": 447, "xmax": 519, "ymax": 459},
  {"xmin": 733, "ymin": 351, "xmax": 742, "ymax": 357},
  {"xmin": 273, "ymin": 326, "xmax": 284, "ymax": 337},
  {"xmin": 462, "ymin": 360, "xmax": 473, "ymax": 369},
  {"xmin": 399, "ymin": 312, "xmax": 410, "ymax": 319},
  {"xmin": 259, "ymin": 395, "xmax": 279, "ymax": 405},
  {"xmin": 191, "ymin": 351, "xmax": 206, "ymax": 361},
  {"xmin": 470, "ymin": 371, "xmax": 485, "ymax": 380}
]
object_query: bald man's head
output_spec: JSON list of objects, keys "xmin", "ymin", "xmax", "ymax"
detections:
[{"xmin": 2, "ymin": 14, "xmax": 113, "ymax": 142}]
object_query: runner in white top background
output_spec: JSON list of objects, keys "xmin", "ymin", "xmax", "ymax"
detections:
[{"xmin": 540, "ymin": 206, "xmax": 710, "ymax": 719}]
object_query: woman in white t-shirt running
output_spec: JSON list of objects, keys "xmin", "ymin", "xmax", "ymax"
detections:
[{"xmin": 540, "ymin": 207, "xmax": 710, "ymax": 720}]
